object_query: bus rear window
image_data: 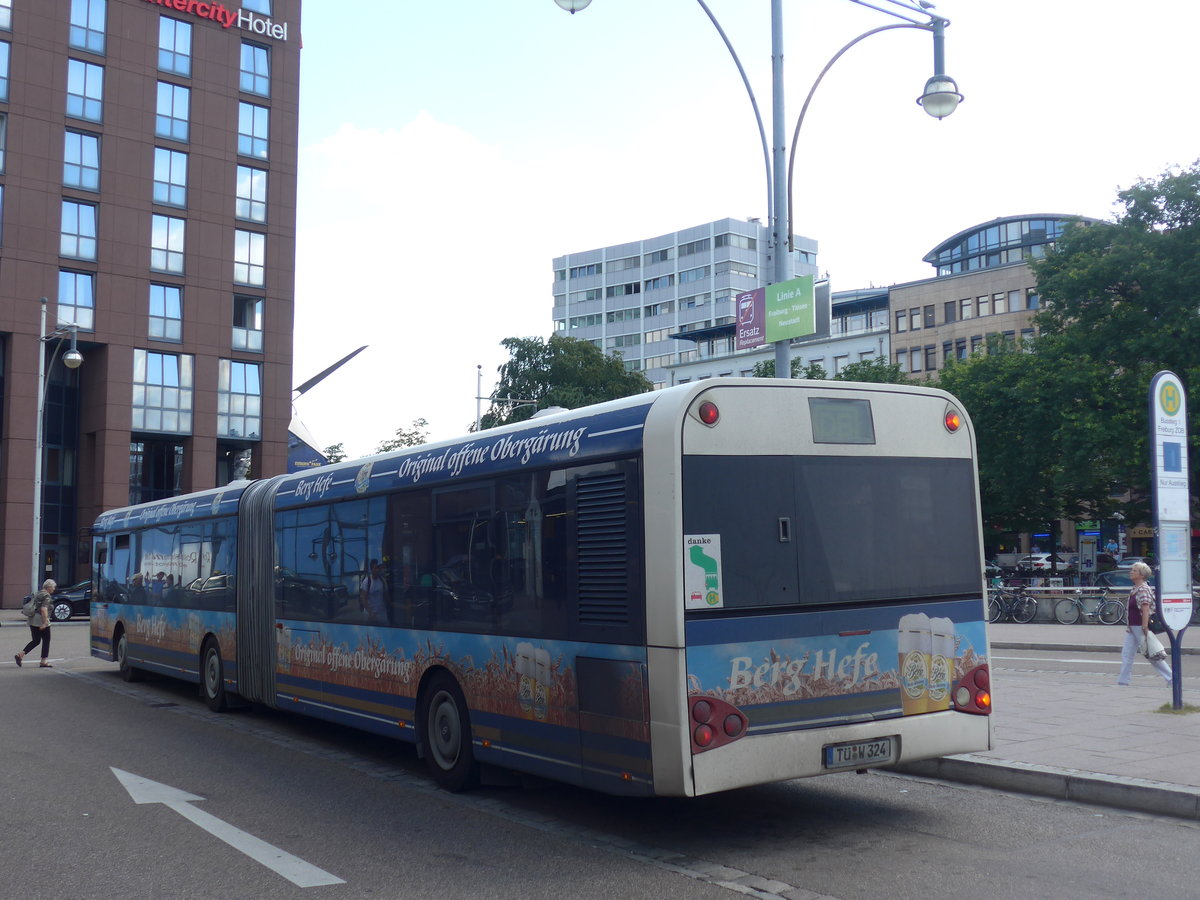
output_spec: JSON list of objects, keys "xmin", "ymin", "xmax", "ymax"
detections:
[
  {"xmin": 808, "ymin": 397, "xmax": 875, "ymax": 444},
  {"xmin": 682, "ymin": 455, "xmax": 980, "ymax": 609}
]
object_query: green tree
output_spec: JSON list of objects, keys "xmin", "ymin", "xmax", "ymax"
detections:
[
  {"xmin": 1032, "ymin": 161, "xmax": 1200, "ymax": 521},
  {"xmin": 376, "ymin": 418, "xmax": 430, "ymax": 453},
  {"xmin": 479, "ymin": 336, "xmax": 652, "ymax": 429},
  {"xmin": 938, "ymin": 342, "xmax": 1108, "ymax": 547},
  {"xmin": 833, "ymin": 356, "xmax": 908, "ymax": 384},
  {"xmin": 322, "ymin": 443, "xmax": 347, "ymax": 464},
  {"xmin": 751, "ymin": 358, "xmax": 827, "ymax": 379}
]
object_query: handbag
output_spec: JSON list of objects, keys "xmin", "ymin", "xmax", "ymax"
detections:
[
  {"xmin": 1147, "ymin": 611, "xmax": 1167, "ymax": 635},
  {"xmin": 1141, "ymin": 630, "xmax": 1169, "ymax": 662}
]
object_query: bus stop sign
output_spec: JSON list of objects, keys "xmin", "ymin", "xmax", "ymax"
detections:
[{"xmin": 1150, "ymin": 371, "xmax": 1193, "ymax": 633}]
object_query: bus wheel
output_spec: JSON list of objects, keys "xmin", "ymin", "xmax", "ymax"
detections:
[
  {"xmin": 419, "ymin": 672, "xmax": 479, "ymax": 792},
  {"xmin": 116, "ymin": 631, "xmax": 142, "ymax": 683},
  {"xmin": 201, "ymin": 639, "xmax": 227, "ymax": 713}
]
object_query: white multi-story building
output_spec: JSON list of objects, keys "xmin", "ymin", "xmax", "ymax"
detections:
[{"xmin": 552, "ymin": 218, "xmax": 819, "ymax": 389}]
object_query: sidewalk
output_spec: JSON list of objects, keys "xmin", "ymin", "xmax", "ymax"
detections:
[{"xmin": 896, "ymin": 621, "xmax": 1200, "ymax": 820}]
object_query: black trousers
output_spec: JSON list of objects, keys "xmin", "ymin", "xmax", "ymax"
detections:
[{"xmin": 22, "ymin": 624, "xmax": 51, "ymax": 660}]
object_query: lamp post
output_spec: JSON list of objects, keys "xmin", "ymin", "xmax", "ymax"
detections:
[
  {"xmin": 555, "ymin": 0, "xmax": 961, "ymax": 379},
  {"xmin": 32, "ymin": 297, "xmax": 84, "ymax": 592}
]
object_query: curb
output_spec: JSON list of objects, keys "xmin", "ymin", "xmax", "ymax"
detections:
[
  {"xmin": 891, "ymin": 755, "xmax": 1200, "ymax": 821},
  {"xmin": 992, "ymin": 640, "xmax": 1200, "ymax": 656}
]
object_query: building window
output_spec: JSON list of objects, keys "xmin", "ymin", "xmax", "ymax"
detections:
[
  {"xmin": 69, "ymin": 0, "xmax": 106, "ymax": 54},
  {"xmin": 58, "ymin": 270, "xmax": 95, "ymax": 331},
  {"xmin": 151, "ymin": 214, "xmax": 185, "ymax": 273},
  {"xmin": 971, "ymin": 335, "xmax": 983, "ymax": 354},
  {"xmin": 644, "ymin": 248, "xmax": 672, "ymax": 264},
  {"xmin": 908, "ymin": 307, "xmax": 920, "ymax": 330},
  {"xmin": 922, "ymin": 306, "xmax": 935, "ymax": 329},
  {"xmin": 924, "ymin": 347, "xmax": 937, "ymax": 371},
  {"xmin": 235, "ymin": 166, "xmax": 267, "ymax": 222},
  {"xmin": 997, "ymin": 291, "xmax": 1012, "ymax": 315},
  {"xmin": 959, "ymin": 297, "xmax": 972, "ymax": 320},
  {"xmin": 234, "ymin": 230, "xmax": 265, "ymax": 286},
  {"xmin": 680, "ymin": 292, "xmax": 709, "ymax": 309},
  {"xmin": 643, "ymin": 301, "xmax": 673, "ymax": 317},
  {"xmin": 680, "ymin": 266, "xmax": 710, "ymax": 284},
  {"xmin": 956, "ymin": 339, "xmax": 968, "ymax": 361},
  {"xmin": 149, "ymin": 283, "xmax": 182, "ymax": 342},
  {"xmin": 977, "ymin": 294, "xmax": 990, "ymax": 317},
  {"xmin": 218, "ymin": 360, "xmax": 262, "ymax": 439},
  {"xmin": 895, "ymin": 310, "xmax": 907, "ymax": 333},
  {"xmin": 240, "ymin": 42, "xmax": 270, "ymax": 96},
  {"xmin": 133, "ymin": 350, "xmax": 193, "ymax": 434},
  {"xmin": 1026, "ymin": 289, "xmax": 1040, "ymax": 310},
  {"xmin": 61, "ymin": 200, "xmax": 97, "ymax": 259},
  {"xmin": 568, "ymin": 288, "xmax": 601, "ymax": 303},
  {"xmin": 910, "ymin": 348, "xmax": 922, "ymax": 373},
  {"xmin": 607, "ymin": 334, "xmax": 641, "ymax": 349},
  {"xmin": 158, "ymin": 17, "xmax": 192, "ymax": 76},
  {"xmin": 232, "ymin": 295, "xmax": 263, "ymax": 351},
  {"xmin": 715, "ymin": 260, "xmax": 758, "ymax": 278},
  {"xmin": 714, "ymin": 233, "xmax": 756, "ymax": 250},
  {"xmin": 896, "ymin": 349, "xmax": 908, "ymax": 372},
  {"xmin": 605, "ymin": 281, "xmax": 640, "ymax": 298},
  {"xmin": 568, "ymin": 262, "xmax": 601, "ymax": 278},
  {"xmin": 678, "ymin": 238, "xmax": 710, "ymax": 256},
  {"xmin": 943, "ymin": 301, "xmax": 956, "ymax": 324},
  {"xmin": 153, "ymin": 148, "xmax": 188, "ymax": 207},
  {"xmin": 608, "ymin": 255, "xmax": 639, "ymax": 272},
  {"xmin": 605, "ymin": 307, "xmax": 640, "ymax": 324},
  {"xmin": 0, "ymin": 40, "xmax": 9, "ymax": 101},
  {"xmin": 238, "ymin": 102, "xmax": 269, "ymax": 159},
  {"xmin": 129, "ymin": 440, "xmax": 184, "ymax": 505},
  {"xmin": 67, "ymin": 60, "xmax": 104, "ymax": 121},
  {"xmin": 156, "ymin": 82, "xmax": 189, "ymax": 141},
  {"xmin": 242, "ymin": 0, "xmax": 271, "ymax": 12},
  {"xmin": 644, "ymin": 274, "xmax": 674, "ymax": 291},
  {"xmin": 64, "ymin": 131, "xmax": 100, "ymax": 190},
  {"xmin": 0, "ymin": 0, "xmax": 11, "ymax": 31}
]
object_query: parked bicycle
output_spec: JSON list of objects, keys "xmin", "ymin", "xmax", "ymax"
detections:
[
  {"xmin": 1053, "ymin": 591, "xmax": 1125, "ymax": 625},
  {"xmin": 988, "ymin": 585, "xmax": 1038, "ymax": 624}
]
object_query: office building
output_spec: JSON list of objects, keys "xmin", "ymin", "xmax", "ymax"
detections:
[
  {"xmin": 552, "ymin": 218, "xmax": 819, "ymax": 389},
  {"xmin": 0, "ymin": 0, "xmax": 301, "ymax": 604}
]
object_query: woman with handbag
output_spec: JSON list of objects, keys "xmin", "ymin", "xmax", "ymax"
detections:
[
  {"xmin": 14, "ymin": 579, "xmax": 54, "ymax": 668},
  {"xmin": 1116, "ymin": 562, "xmax": 1172, "ymax": 686}
]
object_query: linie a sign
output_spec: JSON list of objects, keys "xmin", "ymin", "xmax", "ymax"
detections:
[{"xmin": 142, "ymin": 0, "xmax": 290, "ymax": 41}]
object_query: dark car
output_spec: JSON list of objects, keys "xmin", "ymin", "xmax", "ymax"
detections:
[{"xmin": 22, "ymin": 579, "xmax": 92, "ymax": 622}]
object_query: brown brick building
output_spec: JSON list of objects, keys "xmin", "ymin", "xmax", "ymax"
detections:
[{"xmin": 0, "ymin": 0, "xmax": 300, "ymax": 606}]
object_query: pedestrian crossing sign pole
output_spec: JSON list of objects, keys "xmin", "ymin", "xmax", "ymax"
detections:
[{"xmin": 1149, "ymin": 371, "xmax": 1192, "ymax": 710}]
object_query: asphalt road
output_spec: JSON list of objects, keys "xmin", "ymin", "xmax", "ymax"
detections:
[{"xmin": 3, "ymin": 622, "xmax": 1197, "ymax": 900}]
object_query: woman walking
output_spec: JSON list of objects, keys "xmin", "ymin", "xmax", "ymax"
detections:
[
  {"xmin": 1116, "ymin": 562, "xmax": 1171, "ymax": 685},
  {"xmin": 15, "ymin": 579, "xmax": 55, "ymax": 668}
]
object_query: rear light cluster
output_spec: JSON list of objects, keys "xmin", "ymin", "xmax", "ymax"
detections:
[
  {"xmin": 953, "ymin": 663, "xmax": 991, "ymax": 715},
  {"xmin": 944, "ymin": 404, "xmax": 963, "ymax": 433},
  {"xmin": 689, "ymin": 695, "xmax": 748, "ymax": 753}
]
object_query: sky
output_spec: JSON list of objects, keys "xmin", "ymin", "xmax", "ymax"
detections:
[{"xmin": 290, "ymin": 0, "xmax": 1200, "ymax": 458}]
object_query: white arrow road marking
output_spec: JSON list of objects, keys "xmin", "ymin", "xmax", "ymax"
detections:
[{"xmin": 111, "ymin": 768, "xmax": 344, "ymax": 888}]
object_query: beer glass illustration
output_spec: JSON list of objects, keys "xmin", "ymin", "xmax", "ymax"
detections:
[
  {"xmin": 926, "ymin": 617, "xmax": 955, "ymax": 711},
  {"xmin": 898, "ymin": 613, "xmax": 931, "ymax": 715}
]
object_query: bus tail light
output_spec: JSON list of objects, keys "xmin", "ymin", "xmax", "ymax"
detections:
[
  {"xmin": 691, "ymin": 400, "xmax": 720, "ymax": 426},
  {"xmin": 689, "ymin": 695, "xmax": 748, "ymax": 753},
  {"xmin": 944, "ymin": 405, "xmax": 963, "ymax": 433},
  {"xmin": 953, "ymin": 663, "xmax": 992, "ymax": 715}
]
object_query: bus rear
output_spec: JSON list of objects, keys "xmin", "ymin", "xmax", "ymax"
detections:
[{"xmin": 644, "ymin": 379, "xmax": 992, "ymax": 796}]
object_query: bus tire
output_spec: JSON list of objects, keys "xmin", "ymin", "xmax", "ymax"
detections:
[
  {"xmin": 116, "ymin": 630, "xmax": 142, "ymax": 682},
  {"xmin": 201, "ymin": 639, "xmax": 227, "ymax": 713},
  {"xmin": 1053, "ymin": 598, "xmax": 1079, "ymax": 625},
  {"xmin": 419, "ymin": 672, "xmax": 479, "ymax": 792}
]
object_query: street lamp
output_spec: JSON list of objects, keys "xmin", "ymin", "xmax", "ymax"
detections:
[
  {"xmin": 32, "ymin": 296, "xmax": 84, "ymax": 592},
  {"xmin": 555, "ymin": 0, "xmax": 962, "ymax": 379}
]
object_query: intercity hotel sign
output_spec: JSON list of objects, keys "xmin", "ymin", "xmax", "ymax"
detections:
[{"xmin": 142, "ymin": 0, "xmax": 290, "ymax": 41}]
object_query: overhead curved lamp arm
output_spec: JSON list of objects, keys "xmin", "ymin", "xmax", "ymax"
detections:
[{"xmin": 694, "ymin": 0, "xmax": 773, "ymax": 229}]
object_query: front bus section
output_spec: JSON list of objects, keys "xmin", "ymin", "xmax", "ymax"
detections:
[{"xmin": 651, "ymin": 380, "xmax": 992, "ymax": 796}]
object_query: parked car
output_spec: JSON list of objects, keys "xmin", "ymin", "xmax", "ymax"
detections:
[
  {"xmin": 1094, "ymin": 570, "xmax": 1148, "ymax": 596},
  {"xmin": 21, "ymin": 579, "xmax": 92, "ymax": 622},
  {"xmin": 1016, "ymin": 553, "xmax": 1073, "ymax": 572},
  {"xmin": 1115, "ymin": 556, "xmax": 1154, "ymax": 569}
]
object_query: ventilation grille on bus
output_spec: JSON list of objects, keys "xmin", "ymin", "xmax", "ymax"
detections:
[{"xmin": 577, "ymin": 473, "xmax": 629, "ymax": 627}]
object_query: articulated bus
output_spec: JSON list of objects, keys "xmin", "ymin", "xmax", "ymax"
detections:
[{"xmin": 90, "ymin": 378, "xmax": 992, "ymax": 796}]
